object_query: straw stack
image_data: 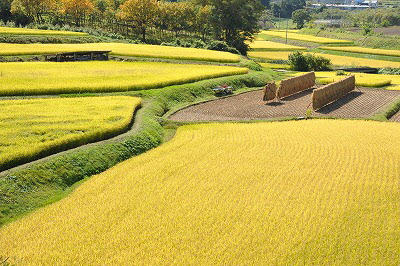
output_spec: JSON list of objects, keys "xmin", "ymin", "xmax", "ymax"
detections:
[
  {"xmin": 277, "ymin": 72, "xmax": 315, "ymax": 100},
  {"xmin": 263, "ymin": 82, "xmax": 277, "ymax": 101},
  {"xmin": 312, "ymin": 75, "xmax": 355, "ymax": 111}
]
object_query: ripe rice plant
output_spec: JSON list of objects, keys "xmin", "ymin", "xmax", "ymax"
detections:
[
  {"xmin": 293, "ymin": 71, "xmax": 398, "ymax": 89},
  {"xmin": 0, "ymin": 26, "xmax": 88, "ymax": 36},
  {"xmin": 260, "ymin": 30, "xmax": 352, "ymax": 44},
  {"xmin": 0, "ymin": 120, "xmax": 399, "ymax": 265},
  {"xmin": 248, "ymin": 40, "xmax": 306, "ymax": 51},
  {"xmin": 0, "ymin": 61, "xmax": 248, "ymax": 96},
  {"xmin": 0, "ymin": 96, "xmax": 141, "ymax": 171},
  {"xmin": 0, "ymin": 42, "xmax": 241, "ymax": 62},
  {"xmin": 248, "ymin": 51, "xmax": 400, "ymax": 68},
  {"xmin": 320, "ymin": 46, "xmax": 400, "ymax": 57}
]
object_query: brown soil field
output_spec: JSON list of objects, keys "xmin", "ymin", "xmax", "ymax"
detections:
[
  {"xmin": 169, "ymin": 88, "xmax": 400, "ymax": 122},
  {"xmin": 348, "ymin": 26, "xmax": 400, "ymax": 36},
  {"xmin": 390, "ymin": 109, "xmax": 400, "ymax": 122}
]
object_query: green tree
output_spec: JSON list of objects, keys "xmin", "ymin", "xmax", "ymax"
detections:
[
  {"xmin": 11, "ymin": 0, "xmax": 57, "ymax": 23},
  {"xmin": 0, "ymin": 0, "xmax": 12, "ymax": 22},
  {"xmin": 118, "ymin": 0, "xmax": 159, "ymax": 42},
  {"xmin": 292, "ymin": 9, "xmax": 311, "ymax": 29}
]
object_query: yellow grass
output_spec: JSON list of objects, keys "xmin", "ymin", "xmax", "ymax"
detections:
[
  {"xmin": 0, "ymin": 26, "xmax": 88, "ymax": 36},
  {"xmin": 0, "ymin": 42, "xmax": 241, "ymax": 62},
  {"xmin": 248, "ymin": 40, "xmax": 306, "ymax": 50},
  {"xmin": 259, "ymin": 62, "xmax": 289, "ymax": 69},
  {"xmin": 0, "ymin": 61, "xmax": 248, "ymax": 96},
  {"xmin": 0, "ymin": 120, "xmax": 399, "ymax": 264},
  {"xmin": 0, "ymin": 96, "xmax": 141, "ymax": 170},
  {"xmin": 260, "ymin": 30, "xmax": 352, "ymax": 44},
  {"xmin": 291, "ymin": 71, "xmax": 400, "ymax": 90},
  {"xmin": 248, "ymin": 51, "xmax": 400, "ymax": 68},
  {"xmin": 320, "ymin": 46, "xmax": 400, "ymax": 57}
]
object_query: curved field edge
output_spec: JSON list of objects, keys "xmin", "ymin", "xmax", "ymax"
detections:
[
  {"xmin": 0, "ymin": 72, "xmax": 273, "ymax": 226},
  {"xmin": 0, "ymin": 97, "xmax": 142, "ymax": 172},
  {"xmin": 1, "ymin": 120, "xmax": 399, "ymax": 264}
]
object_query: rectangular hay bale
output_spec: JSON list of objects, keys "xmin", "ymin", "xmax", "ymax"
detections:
[{"xmin": 277, "ymin": 72, "xmax": 315, "ymax": 99}]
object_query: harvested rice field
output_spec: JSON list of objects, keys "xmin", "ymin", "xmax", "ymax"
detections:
[
  {"xmin": 0, "ymin": 96, "xmax": 141, "ymax": 171},
  {"xmin": 0, "ymin": 26, "xmax": 88, "ymax": 36},
  {"xmin": 170, "ymin": 88, "xmax": 400, "ymax": 121},
  {"xmin": 248, "ymin": 51, "xmax": 400, "ymax": 68},
  {"xmin": 259, "ymin": 30, "xmax": 352, "ymax": 44},
  {"xmin": 0, "ymin": 120, "xmax": 399, "ymax": 264},
  {"xmin": 292, "ymin": 72, "xmax": 400, "ymax": 90},
  {"xmin": 248, "ymin": 40, "xmax": 306, "ymax": 51},
  {"xmin": 320, "ymin": 46, "xmax": 400, "ymax": 57},
  {"xmin": 0, "ymin": 61, "xmax": 248, "ymax": 96},
  {"xmin": 0, "ymin": 42, "xmax": 241, "ymax": 62}
]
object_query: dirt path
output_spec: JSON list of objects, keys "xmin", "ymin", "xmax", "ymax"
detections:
[{"xmin": 169, "ymin": 88, "xmax": 400, "ymax": 122}]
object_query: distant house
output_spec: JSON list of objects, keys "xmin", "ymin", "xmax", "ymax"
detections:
[{"xmin": 311, "ymin": 0, "xmax": 378, "ymax": 8}]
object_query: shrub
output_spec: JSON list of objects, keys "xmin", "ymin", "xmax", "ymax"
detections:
[{"xmin": 288, "ymin": 51, "xmax": 331, "ymax": 71}]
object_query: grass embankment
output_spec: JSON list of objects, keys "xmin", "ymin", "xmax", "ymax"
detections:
[
  {"xmin": 259, "ymin": 30, "xmax": 352, "ymax": 44},
  {"xmin": 320, "ymin": 46, "xmax": 400, "ymax": 57},
  {"xmin": 0, "ymin": 120, "xmax": 399, "ymax": 264},
  {"xmin": 0, "ymin": 97, "xmax": 141, "ymax": 171},
  {"xmin": 0, "ymin": 26, "xmax": 88, "ymax": 36},
  {"xmin": 0, "ymin": 42, "xmax": 241, "ymax": 62},
  {"xmin": 249, "ymin": 51, "xmax": 400, "ymax": 68},
  {"xmin": 291, "ymin": 71, "xmax": 400, "ymax": 90},
  {"xmin": 0, "ymin": 72, "xmax": 274, "ymax": 226},
  {"xmin": 248, "ymin": 40, "xmax": 306, "ymax": 51},
  {"xmin": 0, "ymin": 61, "xmax": 248, "ymax": 96}
]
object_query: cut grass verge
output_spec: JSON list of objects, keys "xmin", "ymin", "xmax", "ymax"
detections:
[
  {"xmin": 248, "ymin": 40, "xmax": 306, "ymax": 51},
  {"xmin": 0, "ymin": 42, "xmax": 241, "ymax": 62},
  {"xmin": 320, "ymin": 46, "xmax": 400, "ymax": 57},
  {"xmin": 0, "ymin": 96, "xmax": 141, "ymax": 171},
  {"xmin": 0, "ymin": 61, "xmax": 248, "ymax": 96}
]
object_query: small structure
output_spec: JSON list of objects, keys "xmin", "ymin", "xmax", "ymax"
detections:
[
  {"xmin": 44, "ymin": 51, "xmax": 111, "ymax": 62},
  {"xmin": 212, "ymin": 84, "xmax": 234, "ymax": 96}
]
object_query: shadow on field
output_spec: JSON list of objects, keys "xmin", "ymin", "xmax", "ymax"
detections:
[{"xmin": 317, "ymin": 91, "xmax": 363, "ymax": 114}]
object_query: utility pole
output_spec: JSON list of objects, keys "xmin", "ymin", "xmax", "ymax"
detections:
[{"xmin": 286, "ymin": 20, "xmax": 288, "ymax": 44}]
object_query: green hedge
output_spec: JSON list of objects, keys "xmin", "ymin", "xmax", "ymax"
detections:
[{"xmin": 0, "ymin": 72, "xmax": 272, "ymax": 226}]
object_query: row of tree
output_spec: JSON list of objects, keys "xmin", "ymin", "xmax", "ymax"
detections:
[{"xmin": 0, "ymin": 0, "xmax": 266, "ymax": 54}]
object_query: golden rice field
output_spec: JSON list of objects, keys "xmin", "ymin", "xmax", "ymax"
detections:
[
  {"xmin": 248, "ymin": 51, "xmax": 400, "ymax": 68},
  {"xmin": 0, "ymin": 96, "xmax": 140, "ymax": 171},
  {"xmin": 0, "ymin": 61, "xmax": 248, "ymax": 96},
  {"xmin": 0, "ymin": 26, "xmax": 88, "ymax": 36},
  {"xmin": 259, "ymin": 30, "xmax": 352, "ymax": 44},
  {"xmin": 321, "ymin": 46, "xmax": 400, "ymax": 57},
  {"xmin": 248, "ymin": 40, "xmax": 306, "ymax": 51},
  {"xmin": 0, "ymin": 120, "xmax": 399, "ymax": 264},
  {"xmin": 0, "ymin": 42, "xmax": 240, "ymax": 62},
  {"xmin": 292, "ymin": 71, "xmax": 400, "ymax": 90}
]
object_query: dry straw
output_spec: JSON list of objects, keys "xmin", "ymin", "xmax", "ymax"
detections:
[
  {"xmin": 312, "ymin": 75, "xmax": 355, "ymax": 110},
  {"xmin": 263, "ymin": 82, "xmax": 277, "ymax": 101},
  {"xmin": 277, "ymin": 72, "xmax": 315, "ymax": 100}
]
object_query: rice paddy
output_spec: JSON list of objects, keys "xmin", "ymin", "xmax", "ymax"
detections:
[
  {"xmin": 259, "ymin": 30, "xmax": 352, "ymax": 44},
  {"xmin": 248, "ymin": 40, "xmax": 306, "ymax": 51},
  {"xmin": 321, "ymin": 46, "xmax": 400, "ymax": 57},
  {"xmin": 0, "ymin": 42, "xmax": 241, "ymax": 62},
  {"xmin": 0, "ymin": 96, "xmax": 141, "ymax": 171},
  {"xmin": 0, "ymin": 61, "xmax": 248, "ymax": 96},
  {"xmin": 0, "ymin": 26, "xmax": 88, "ymax": 36},
  {"xmin": 0, "ymin": 120, "xmax": 399, "ymax": 264},
  {"xmin": 248, "ymin": 51, "xmax": 400, "ymax": 68}
]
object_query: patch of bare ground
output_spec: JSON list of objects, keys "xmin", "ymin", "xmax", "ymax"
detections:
[
  {"xmin": 169, "ymin": 88, "xmax": 400, "ymax": 122},
  {"xmin": 348, "ymin": 26, "xmax": 400, "ymax": 36},
  {"xmin": 390, "ymin": 109, "xmax": 400, "ymax": 122}
]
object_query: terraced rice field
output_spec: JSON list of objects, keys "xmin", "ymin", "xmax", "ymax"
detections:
[
  {"xmin": 248, "ymin": 40, "xmax": 306, "ymax": 51},
  {"xmin": 0, "ymin": 120, "xmax": 399, "ymax": 264},
  {"xmin": 0, "ymin": 96, "xmax": 141, "ymax": 171},
  {"xmin": 320, "ymin": 46, "xmax": 400, "ymax": 57},
  {"xmin": 259, "ymin": 30, "xmax": 352, "ymax": 44},
  {"xmin": 296, "ymin": 72, "xmax": 400, "ymax": 90},
  {"xmin": 248, "ymin": 51, "xmax": 400, "ymax": 68},
  {"xmin": 0, "ymin": 26, "xmax": 88, "ymax": 36},
  {"xmin": 0, "ymin": 61, "xmax": 248, "ymax": 96},
  {"xmin": 0, "ymin": 42, "xmax": 241, "ymax": 62}
]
